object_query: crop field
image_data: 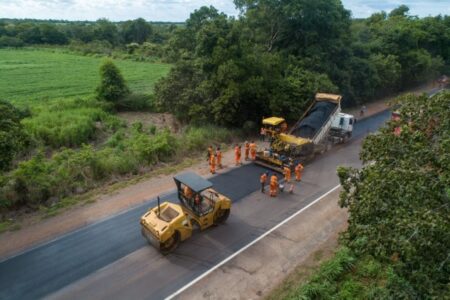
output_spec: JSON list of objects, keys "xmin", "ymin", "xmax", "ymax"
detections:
[{"xmin": 0, "ymin": 48, "xmax": 171, "ymax": 104}]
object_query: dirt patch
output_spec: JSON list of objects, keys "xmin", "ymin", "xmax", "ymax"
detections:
[{"xmin": 118, "ymin": 112, "xmax": 181, "ymax": 133}]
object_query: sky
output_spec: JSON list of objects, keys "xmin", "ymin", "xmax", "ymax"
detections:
[{"xmin": 0, "ymin": 0, "xmax": 449, "ymax": 22}]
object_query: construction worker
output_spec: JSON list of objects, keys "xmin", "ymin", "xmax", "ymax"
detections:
[
  {"xmin": 216, "ymin": 147, "xmax": 222, "ymax": 169},
  {"xmin": 283, "ymin": 166, "xmax": 291, "ymax": 183},
  {"xmin": 184, "ymin": 185, "xmax": 193, "ymax": 199},
  {"xmin": 295, "ymin": 163, "xmax": 304, "ymax": 181},
  {"xmin": 244, "ymin": 141, "xmax": 250, "ymax": 161},
  {"xmin": 270, "ymin": 174, "xmax": 278, "ymax": 197},
  {"xmin": 207, "ymin": 145, "xmax": 213, "ymax": 164},
  {"xmin": 260, "ymin": 127, "xmax": 266, "ymax": 141},
  {"xmin": 260, "ymin": 172, "xmax": 268, "ymax": 193},
  {"xmin": 234, "ymin": 144, "xmax": 241, "ymax": 166},
  {"xmin": 250, "ymin": 141, "xmax": 257, "ymax": 160},
  {"xmin": 210, "ymin": 153, "xmax": 216, "ymax": 174}
]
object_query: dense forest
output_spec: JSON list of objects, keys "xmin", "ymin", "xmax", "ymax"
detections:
[{"xmin": 155, "ymin": 2, "xmax": 449, "ymax": 126}]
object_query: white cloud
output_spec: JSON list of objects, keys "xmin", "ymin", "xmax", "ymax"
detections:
[{"xmin": 0, "ymin": 0, "xmax": 448, "ymax": 21}]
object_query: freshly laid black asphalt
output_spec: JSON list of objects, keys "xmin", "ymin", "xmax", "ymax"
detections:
[{"xmin": 0, "ymin": 110, "xmax": 392, "ymax": 300}]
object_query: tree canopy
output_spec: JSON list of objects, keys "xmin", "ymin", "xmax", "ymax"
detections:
[
  {"xmin": 338, "ymin": 91, "xmax": 450, "ymax": 297},
  {"xmin": 154, "ymin": 3, "xmax": 448, "ymax": 127}
]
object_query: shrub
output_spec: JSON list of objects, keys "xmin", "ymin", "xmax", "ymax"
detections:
[
  {"xmin": 0, "ymin": 100, "xmax": 29, "ymax": 171},
  {"xmin": 23, "ymin": 108, "xmax": 105, "ymax": 148},
  {"xmin": 96, "ymin": 59, "xmax": 130, "ymax": 104}
]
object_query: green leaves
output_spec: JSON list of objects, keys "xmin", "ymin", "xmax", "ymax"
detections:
[
  {"xmin": 96, "ymin": 59, "xmax": 130, "ymax": 104},
  {"xmin": 339, "ymin": 92, "xmax": 450, "ymax": 296}
]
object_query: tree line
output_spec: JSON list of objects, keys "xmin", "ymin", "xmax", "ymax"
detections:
[
  {"xmin": 154, "ymin": 3, "xmax": 449, "ymax": 127},
  {"xmin": 0, "ymin": 18, "xmax": 176, "ymax": 48}
]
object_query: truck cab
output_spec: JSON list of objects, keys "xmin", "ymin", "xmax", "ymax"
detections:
[{"xmin": 330, "ymin": 113, "xmax": 355, "ymax": 140}]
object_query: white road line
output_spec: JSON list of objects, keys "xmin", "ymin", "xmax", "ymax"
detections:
[{"xmin": 165, "ymin": 184, "xmax": 341, "ymax": 300}]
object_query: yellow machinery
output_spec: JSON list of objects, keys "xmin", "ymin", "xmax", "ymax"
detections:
[
  {"xmin": 140, "ymin": 172, "xmax": 231, "ymax": 254},
  {"xmin": 262, "ymin": 117, "xmax": 288, "ymax": 138},
  {"xmin": 256, "ymin": 93, "xmax": 354, "ymax": 173}
]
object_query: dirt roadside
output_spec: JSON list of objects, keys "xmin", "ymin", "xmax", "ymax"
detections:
[{"xmin": 0, "ymin": 83, "xmax": 437, "ymax": 260}]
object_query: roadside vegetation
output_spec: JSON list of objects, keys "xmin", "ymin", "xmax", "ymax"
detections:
[{"xmin": 276, "ymin": 92, "xmax": 450, "ymax": 299}]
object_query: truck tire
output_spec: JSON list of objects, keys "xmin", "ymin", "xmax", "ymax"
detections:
[
  {"xmin": 214, "ymin": 208, "xmax": 230, "ymax": 225},
  {"xmin": 160, "ymin": 231, "xmax": 180, "ymax": 255}
]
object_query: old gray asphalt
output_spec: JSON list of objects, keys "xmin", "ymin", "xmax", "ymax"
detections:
[{"xmin": 0, "ymin": 110, "xmax": 391, "ymax": 300}]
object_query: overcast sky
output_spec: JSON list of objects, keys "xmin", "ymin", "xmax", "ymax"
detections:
[{"xmin": 0, "ymin": 0, "xmax": 449, "ymax": 22}]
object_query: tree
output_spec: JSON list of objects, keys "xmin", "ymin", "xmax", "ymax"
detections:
[
  {"xmin": 121, "ymin": 18, "xmax": 153, "ymax": 44},
  {"xmin": 0, "ymin": 101, "xmax": 28, "ymax": 171},
  {"xmin": 338, "ymin": 92, "xmax": 450, "ymax": 297},
  {"xmin": 96, "ymin": 60, "xmax": 130, "ymax": 104}
]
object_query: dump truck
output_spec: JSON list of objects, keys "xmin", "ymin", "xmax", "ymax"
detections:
[
  {"xmin": 256, "ymin": 93, "xmax": 355, "ymax": 172},
  {"xmin": 140, "ymin": 172, "xmax": 231, "ymax": 254}
]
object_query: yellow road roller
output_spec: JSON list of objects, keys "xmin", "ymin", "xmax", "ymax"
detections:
[{"xmin": 140, "ymin": 172, "xmax": 231, "ymax": 254}]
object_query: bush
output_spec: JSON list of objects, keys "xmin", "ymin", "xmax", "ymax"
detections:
[
  {"xmin": 0, "ymin": 36, "xmax": 25, "ymax": 48},
  {"xmin": 96, "ymin": 59, "xmax": 130, "ymax": 104},
  {"xmin": 23, "ymin": 108, "xmax": 106, "ymax": 148},
  {"xmin": 0, "ymin": 100, "xmax": 29, "ymax": 171}
]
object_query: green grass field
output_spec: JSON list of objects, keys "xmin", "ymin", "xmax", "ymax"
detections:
[{"xmin": 0, "ymin": 48, "xmax": 171, "ymax": 104}]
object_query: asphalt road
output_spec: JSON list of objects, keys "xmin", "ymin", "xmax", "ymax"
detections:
[{"xmin": 0, "ymin": 110, "xmax": 392, "ymax": 300}]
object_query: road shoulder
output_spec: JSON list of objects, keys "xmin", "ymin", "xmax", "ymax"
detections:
[{"xmin": 175, "ymin": 188, "xmax": 346, "ymax": 300}]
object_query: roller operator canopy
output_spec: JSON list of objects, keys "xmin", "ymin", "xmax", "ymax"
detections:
[
  {"xmin": 262, "ymin": 117, "xmax": 286, "ymax": 126},
  {"xmin": 174, "ymin": 172, "xmax": 213, "ymax": 193}
]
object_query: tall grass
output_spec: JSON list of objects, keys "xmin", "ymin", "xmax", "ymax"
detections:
[
  {"xmin": 0, "ymin": 124, "xmax": 239, "ymax": 210},
  {"xmin": 22, "ymin": 98, "xmax": 124, "ymax": 148}
]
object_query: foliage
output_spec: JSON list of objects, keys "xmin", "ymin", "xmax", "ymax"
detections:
[
  {"xmin": 0, "ymin": 18, "xmax": 175, "ymax": 49},
  {"xmin": 0, "ymin": 124, "xmax": 237, "ymax": 210},
  {"xmin": 96, "ymin": 59, "xmax": 130, "ymax": 104},
  {"xmin": 338, "ymin": 92, "xmax": 450, "ymax": 296},
  {"xmin": 0, "ymin": 100, "xmax": 28, "ymax": 171}
]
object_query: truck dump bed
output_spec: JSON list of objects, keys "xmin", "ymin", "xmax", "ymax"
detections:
[
  {"xmin": 291, "ymin": 101, "xmax": 337, "ymax": 138},
  {"xmin": 290, "ymin": 93, "xmax": 341, "ymax": 145}
]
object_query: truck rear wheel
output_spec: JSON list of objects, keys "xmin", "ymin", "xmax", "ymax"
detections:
[
  {"xmin": 160, "ymin": 231, "xmax": 180, "ymax": 255},
  {"xmin": 214, "ymin": 208, "xmax": 230, "ymax": 225}
]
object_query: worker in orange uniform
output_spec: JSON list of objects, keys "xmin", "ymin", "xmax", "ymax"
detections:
[
  {"xmin": 270, "ymin": 174, "xmax": 278, "ymax": 197},
  {"xmin": 250, "ymin": 141, "xmax": 257, "ymax": 160},
  {"xmin": 216, "ymin": 147, "xmax": 222, "ymax": 169},
  {"xmin": 244, "ymin": 141, "xmax": 250, "ymax": 161},
  {"xmin": 283, "ymin": 166, "xmax": 291, "ymax": 183},
  {"xmin": 207, "ymin": 145, "xmax": 213, "ymax": 164},
  {"xmin": 295, "ymin": 163, "xmax": 304, "ymax": 181},
  {"xmin": 234, "ymin": 144, "xmax": 241, "ymax": 166},
  {"xmin": 210, "ymin": 153, "xmax": 216, "ymax": 174},
  {"xmin": 260, "ymin": 172, "xmax": 268, "ymax": 193}
]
